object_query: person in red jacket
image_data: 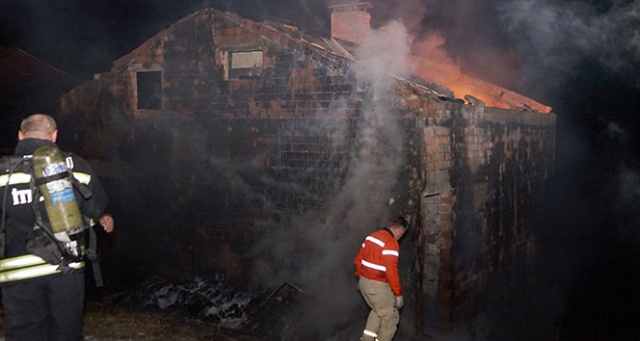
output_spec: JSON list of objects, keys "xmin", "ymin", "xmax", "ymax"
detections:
[{"xmin": 354, "ymin": 216, "xmax": 409, "ymax": 341}]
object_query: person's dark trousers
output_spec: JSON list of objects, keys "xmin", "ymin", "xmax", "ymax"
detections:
[{"xmin": 2, "ymin": 271, "xmax": 85, "ymax": 341}]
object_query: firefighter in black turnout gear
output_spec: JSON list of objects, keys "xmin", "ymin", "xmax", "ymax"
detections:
[{"xmin": 0, "ymin": 114, "xmax": 114, "ymax": 341}]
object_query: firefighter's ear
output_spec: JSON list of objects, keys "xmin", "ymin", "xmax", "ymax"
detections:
[
  {"xmin": 18, "ymin": 130, "xmax": 25, "ymax": 141},
  {"xmin": 51, "ymin": 130, "xmax": 58, "ymax": 143}
]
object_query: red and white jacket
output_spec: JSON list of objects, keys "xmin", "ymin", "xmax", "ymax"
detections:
[{"xmin": 354, "ymin": 228, "xmax": 402, "ymax": 296}]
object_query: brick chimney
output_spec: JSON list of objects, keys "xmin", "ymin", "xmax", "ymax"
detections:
[{"xmin": 328, "ymin": 2, "xmax": 373, "ymax": 45}]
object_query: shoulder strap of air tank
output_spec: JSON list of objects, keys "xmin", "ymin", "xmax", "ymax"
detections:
[
  {"xmin": 64, "ymin": 152, "xmax": 92, "ymax": 199},
  {"xmin": 33, "ymin": 171, "xmax": 69, "ymax": 186}
]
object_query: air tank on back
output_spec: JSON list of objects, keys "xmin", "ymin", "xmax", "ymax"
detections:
[{"xmin": 32, "ymin": 145, "xmax": 83, "ymax": 242}]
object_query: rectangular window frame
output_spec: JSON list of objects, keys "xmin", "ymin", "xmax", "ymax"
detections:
[
  {"xmin": 136, "ymin": 70, "xmax": 163, "ymax": 111},
  {"xmin": 223, "ymin": 50, "xmax": 264, "ymax": 80}
]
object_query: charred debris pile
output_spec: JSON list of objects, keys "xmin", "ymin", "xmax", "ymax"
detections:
[{"xmin": 101, "ymin": 276, "xmax": 355, "ymax": 340}]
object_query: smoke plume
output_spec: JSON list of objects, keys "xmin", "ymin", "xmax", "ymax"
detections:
[{"xmin": 500, "ymin": 0, "xmax": 640, "ymax": 91}]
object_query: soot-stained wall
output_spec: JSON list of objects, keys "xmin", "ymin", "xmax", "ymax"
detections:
[
  {"xmin": 57, "ymin": 8, "xmax": 555, "ymax": 338},
  {"xmin": 394, "ymin": 81, "xmax": 555, "ymax": 337}
]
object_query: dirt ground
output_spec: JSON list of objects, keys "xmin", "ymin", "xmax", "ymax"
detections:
[
  {"xmin": 0, "ymin": 302, "xmax": 259, "ymax": 341},
  {"xmin": 83, "ymin": 302, "xmax": 260, "ymax": 341}
]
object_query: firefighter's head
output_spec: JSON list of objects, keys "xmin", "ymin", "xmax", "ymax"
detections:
[
  {"xmin": 388, "ymin": 216, "xmax": 409, "ymax": 240},
  {"xmin": 18, "ymin": 113, "xmax": 58, "ymax": 142}
]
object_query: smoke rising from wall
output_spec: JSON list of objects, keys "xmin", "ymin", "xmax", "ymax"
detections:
[
  {"xmin": 309, "ymin": 20, "xmax": 413, "ymax": 336},
  {"xmin": 300, "ymin": 19, "xmax": 413, "ymax": 278}
]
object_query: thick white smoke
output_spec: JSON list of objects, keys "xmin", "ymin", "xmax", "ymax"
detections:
[
  {"xmin": 354, "ymin": 20, "xmax": 412, "ymax": 92},
  {"xmin": 325, "ymin": 19, "xmax": 413, "ymax": 232}
]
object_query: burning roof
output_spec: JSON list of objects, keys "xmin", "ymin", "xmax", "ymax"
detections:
[
  {"xmin": 408, "ymin": 45, "xmax": 552, "ymax": 113},
  {"xmin": 327, "ymin": 2, "xmax": 552, "ymax": 113}
]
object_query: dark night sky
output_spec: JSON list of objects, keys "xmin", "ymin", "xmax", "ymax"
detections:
[
  {"xmin": 0, "ymin": 0, "xmax": 331, "ymax": 79},
  {"xmin": 2, "ymin": 0, "xmax": 640, "ymax": 337}
]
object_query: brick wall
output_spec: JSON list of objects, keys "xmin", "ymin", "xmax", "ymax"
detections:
[{"xmin": 395, "ymin": 79, "xmax": 554, "ymax": 335}]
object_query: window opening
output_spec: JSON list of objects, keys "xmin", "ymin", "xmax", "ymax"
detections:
[{"xmin": 137, "ymin": 71, "xmax": 162, "ymax": 110}]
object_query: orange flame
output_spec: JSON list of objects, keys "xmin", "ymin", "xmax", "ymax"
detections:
[{"xmin": 409, "ymin": 33, "xmax": 551, "ymax": 113}]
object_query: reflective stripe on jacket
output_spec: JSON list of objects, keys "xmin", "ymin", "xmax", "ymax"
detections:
[
  {"xmin": 354, "ymin": 228, "xmax": 402, "ymax": 296},
  {"xmin": 0, "ymin": 170, "xmax": 92, "ymax": 187},
  {"xmin": 0, "ymin": 254, "xmax": 84, "ymax": 284}
]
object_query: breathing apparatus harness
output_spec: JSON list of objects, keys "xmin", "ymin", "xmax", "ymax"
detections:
[{"xmin": 0, "ymin": 145, "xmax": 103, "ymax": 286}]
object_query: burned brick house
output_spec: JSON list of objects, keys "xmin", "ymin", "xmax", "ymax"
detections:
[{"xmin": 57, "ymin": 3, "xmax": 555, "ymax": 339}]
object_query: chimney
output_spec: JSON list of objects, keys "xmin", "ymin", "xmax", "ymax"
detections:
[{"xmin": 328, "ymin": 2, "xmax": 373, "ymax": 45}]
